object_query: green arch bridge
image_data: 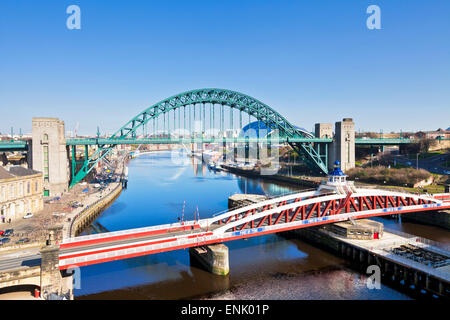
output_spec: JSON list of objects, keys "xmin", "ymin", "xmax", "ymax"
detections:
[{"xmin": 0, "ymin": 88, "xmax": 415, "ymax": 187}]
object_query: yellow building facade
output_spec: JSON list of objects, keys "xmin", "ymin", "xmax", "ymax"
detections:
[{"xmin": 0, "ymin": 166, "xmax": 44, "ymax": 222}]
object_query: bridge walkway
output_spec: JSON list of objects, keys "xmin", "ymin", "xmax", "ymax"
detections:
[{"xmin": 60, "ymin": 226, "xmax": 208, "ymax": 257}]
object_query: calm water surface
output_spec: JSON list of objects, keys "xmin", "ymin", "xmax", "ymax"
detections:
[{"xmin": 75, "ymin": 151, "xmax": 447, "ymax": 300}]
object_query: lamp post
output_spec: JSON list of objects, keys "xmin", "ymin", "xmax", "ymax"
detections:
[{"xmin": 416, "ymin": 153, "xmax": 419, "ymax": 170}]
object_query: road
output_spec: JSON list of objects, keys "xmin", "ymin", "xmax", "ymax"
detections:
[
  {"xmin": 393, "ymin": 153, "xmax": 450, "ymax": 175},
  {"xmin": 0, "ymin": 249, "xmax": 41, "ymax": 272}
]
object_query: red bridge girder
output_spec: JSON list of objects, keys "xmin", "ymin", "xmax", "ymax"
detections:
[{"xmin": 214, "ymin": 193, "xmax": 438, "ymax": 233}]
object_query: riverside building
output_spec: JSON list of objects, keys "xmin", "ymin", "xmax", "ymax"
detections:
[{"xmin": 0, "ymin": 166, "xmax": 43, "ymax": 222}]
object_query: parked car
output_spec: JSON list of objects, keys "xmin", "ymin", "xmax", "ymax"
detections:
[
  {"xmin": 0, "ymin": 230, "xmax": 4, "ymax": 236},
  {"xmin": 23, "ymin": 212, "xmax": 33, "ymax": 219},
  {"xmin": 16, "ymin": 238, "xmax": 30, "ymax": 244},
  {"xmin": 70, "ymin": 201, "xmax": 83, "ymax": 208},
  {"xmin": 52, "ymin": 213, "xmax": 65, "ymax": 217},
  {"xmin": 1, "ymin": 237, "xmax": 10, "ymax": 244},
  {"xmin": 3, "ymin": 229, "xmax": 14, "ymax": 237}
]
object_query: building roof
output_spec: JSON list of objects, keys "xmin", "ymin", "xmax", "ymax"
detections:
[
  {"xmin": 239, "ymin": 120, "xmax": 314, "ymax": 138},
  {"xmin": 0, "ymin": 167, "xmax": 14, "ymax": 179},
  {"xmin": 328, "ymin": 161, "xmax": 346, "ymax": 176},
  {"xmin": 8, "ymin": 166, "xmax": 41, "ymax": 177}
]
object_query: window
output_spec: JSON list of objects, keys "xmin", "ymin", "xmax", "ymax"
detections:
[
  {"xmin": 43, "ymin": 133, "xmax": 48, "ymax": 141},
  {"xmin": 35, "ymin": 180, "xmax": 38, "ymax": 192},
  {"xmin": 27, "ymin": 182, "xmax": 31, "ymax": 194},
  {"xmin": 43, "ymin": 145, "xmax": 49, "ymax": 182},
  {"xmin": 9, "ymin": 184, "xmax": 14, "ymax": 199},
  {"xmin": 18, "ymin": 183, "xmax": 23, "ymax": 197}
]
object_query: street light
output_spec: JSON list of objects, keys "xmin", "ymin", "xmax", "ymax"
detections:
[{"xmin": 416, "ymin": 153, "xmax": 419, "ymax": 170}]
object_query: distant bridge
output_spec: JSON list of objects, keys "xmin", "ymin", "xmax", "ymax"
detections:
[
  {"xmin": 65, "ymin": 137, "xmax": 413, "ymax": 146},
  {"xmin": 0, "ymin": 136, "xmax": 414, "ymax": 151},
  {"xmin": 1, "ymin": 88, "xmax": 419, "ymax": 188}
]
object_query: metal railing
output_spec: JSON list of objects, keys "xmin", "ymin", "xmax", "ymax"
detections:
[
  {"xmin": 211, "ymin": 189, "xmax": 317, "ymax": 218},
  {"xmin": 384, "ymin": 227, "xmax": 450, "ymax": 252}
]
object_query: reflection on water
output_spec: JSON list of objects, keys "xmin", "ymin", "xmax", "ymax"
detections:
[{"xmin": 74, "ymin": 151, "xmax": 449, "ymax": 300}]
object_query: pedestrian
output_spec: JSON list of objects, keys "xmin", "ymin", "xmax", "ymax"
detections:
[
  {"xmin": 8, "ymin": 218, "xmax": 11, "ymax": 224},
  {"xmin": 1, "ymin": 215, "xmax": 4, "ymax": 223}
]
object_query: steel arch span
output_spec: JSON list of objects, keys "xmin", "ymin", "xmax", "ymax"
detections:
[{"xmin": 70, "ymin": 88, "xmax": 328, "ymax": 186}]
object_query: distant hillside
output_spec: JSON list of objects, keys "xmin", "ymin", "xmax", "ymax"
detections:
[{"xmin": 447, "ymin": 127, "xmax": 450, "ymax": 131}]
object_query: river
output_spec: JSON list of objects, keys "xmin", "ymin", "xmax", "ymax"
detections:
[{"xmin": 74, "ymin": 151, "xmax": 449, "ymax": 300}]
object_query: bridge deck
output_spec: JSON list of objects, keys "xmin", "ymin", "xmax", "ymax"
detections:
[
  {"xmin": 60, "ymin": 226, "xmax": 207, "ymax": 257},
  {"xmin": 64, "ymin": 137, "xmax": 414, "ymax": 146},
  {"xmin": 58, "ymin": 190, "xmax": 450, "ymax": 270}
]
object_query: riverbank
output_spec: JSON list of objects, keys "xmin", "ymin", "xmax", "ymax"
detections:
[
  {"xmin": 68, "ymin": 183, "xmax": 123, "ymax": 237},
  {"xmin": 64, "ymin": 154, "xmax": 128, "ymax": 238},
  {"xmin": 220, "ymin": 164, "xmax": 321, "ymax": 188}
]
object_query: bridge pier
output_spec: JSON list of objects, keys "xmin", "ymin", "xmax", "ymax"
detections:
[
  {"xmin": 40, "ymin": 226, "xmax": 73, "ymax": 300},
  {"xmin": 40, "ymin": 245, "xmax": 62, "ymax": 298},
  {"xmin": 189, "ymin": 244, "xmax": 229, "ymax": 276}
]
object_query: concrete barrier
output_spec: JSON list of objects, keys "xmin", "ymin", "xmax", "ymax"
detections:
[{"xmin": 0, "ymin": 242, "xmax": 43, "ymax": 254}]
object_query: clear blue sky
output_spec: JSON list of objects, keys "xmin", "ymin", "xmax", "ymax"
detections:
[{"xmin": 0, "ymin": 0, "xmax": 449, "ymax": 135}]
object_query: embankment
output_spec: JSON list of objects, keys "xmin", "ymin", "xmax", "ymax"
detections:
[
  {"xmin": 221, "ymin": 164, "xmax": 320, "ymax": 188},
  {"xmin": 69, "ymin": 183, "xmax": 122, "ymax": 237}
]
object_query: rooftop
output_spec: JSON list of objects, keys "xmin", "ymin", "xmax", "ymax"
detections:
[
  {"xmin": 8, "ymin": 166, "xmax": 41, "ymax": 177},
  {"xmin": 328, "ymin": 161, "xmax": 346, "ymax": 176},
  {"xmin": 0, "ymin": 167, "xmax": 14, "ymax": 179},
  {"xmin": 0, "ymin": 166, "xmax": 41, "ymax": 180}
]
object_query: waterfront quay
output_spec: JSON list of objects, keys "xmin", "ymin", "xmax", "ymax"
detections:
[{"xmin": 289, "ymin": 226, "xmax": 449, "ymax": 298}]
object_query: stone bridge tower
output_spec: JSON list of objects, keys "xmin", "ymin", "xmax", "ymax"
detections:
[
  {"xmin": 315, "ymin": 118, "xmax": 355, "ymax": 172},
  {"xmin": 31, "ymin": 118, "xmax": 69, "ymax": 196}
]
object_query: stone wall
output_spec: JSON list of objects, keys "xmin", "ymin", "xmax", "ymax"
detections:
[
  {"xmin": 70, "ymin": 183, "xmax": 123, "ymax": 236},
  {"xmin": 0, "ymin": 266, "xmax": 41, "ymax": 289},
  {"xmin": 402, "ymin": 210, "xmax": 450, "ymax": 230}
]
